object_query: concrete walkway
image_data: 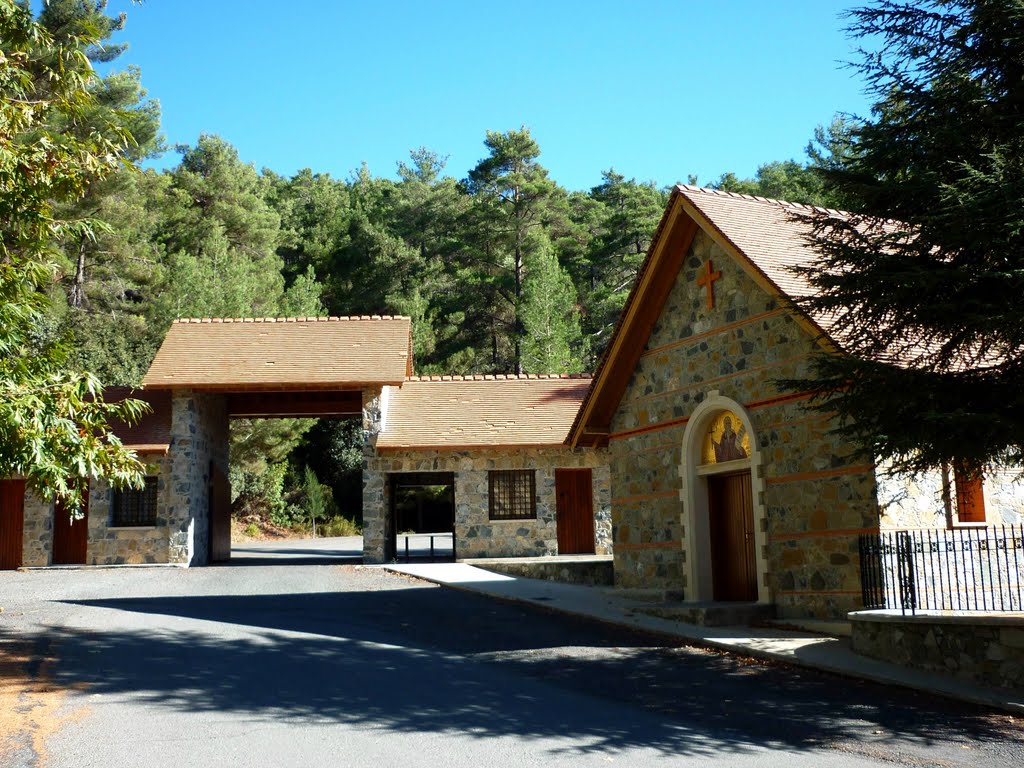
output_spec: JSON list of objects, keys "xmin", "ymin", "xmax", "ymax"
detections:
[{"xmin": 385, "ymin": 562, "xmax": 1024, "ymax": 716}]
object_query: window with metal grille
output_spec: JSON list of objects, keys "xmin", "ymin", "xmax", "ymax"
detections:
[
  {"xmin": 111, "ymin": 477, "xmax": 159, "ymax": 527},
  {"xmin": 488, "ymin": 470, "xmax": 536, "ymax": 520}
]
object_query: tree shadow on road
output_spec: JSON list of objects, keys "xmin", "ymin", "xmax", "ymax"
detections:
[{"xmin": 5, "ymin": 587, "xmax": 1019, "ymax": 762}]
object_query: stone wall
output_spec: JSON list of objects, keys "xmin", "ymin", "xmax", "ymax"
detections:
[
  {"xmin": 850, "ymin": 610, "xmax": 1024, "ymax": 691},
  {"xmin": 879, "ymin": 463, "xmax": 1024, "ymax": 529},
  {"xmin": 472, "ymin": 557, "xmax": 614, "ymax": 586},
  {"xmin": 361, "ymin": 387, "xmax": 388, "ymax": 564},
  {"xmin": 609, "ymin": 229, "xmax": 878, "ymax": 618},
  {"xmin": 21, "ymin": 491, "xmax": 53, "ymax": 567},
  {"xmin": 364, "ymin": 446, "xmax": 611, "ymax": 563},
  {"xmin": 20, "ymin": 453, "xmax": 173, "ymax": 566},
  {"xmin": 165, "ymin": 390, "xmax": 228, "ymax": 565},
  {"xmin": 87, "ymin": 453, "xmax": 172, "ymax": 565}
]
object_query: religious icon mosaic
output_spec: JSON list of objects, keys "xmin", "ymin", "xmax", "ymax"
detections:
[{"xmin": 701, "ymin": 410, "xmax": 750, "ymax": 465}]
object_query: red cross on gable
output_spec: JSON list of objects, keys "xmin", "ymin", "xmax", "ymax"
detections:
[{"xmin": 696, "ymin": 260, "xmax": 722, "ymax": 310}]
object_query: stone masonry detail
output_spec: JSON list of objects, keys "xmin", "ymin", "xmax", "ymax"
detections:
[
  {"xmin": 363, "ymin": 447, "xmax": 611, "ymax": 563},
  {"xmin": 165, "ymin": 390, "xmax": 228, "ymax": 565},
  {"xmin": 609, "ymin": 230, "xmax": 879, "ymax": 619}
]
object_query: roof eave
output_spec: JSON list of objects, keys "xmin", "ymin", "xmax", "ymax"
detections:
[
  {"xmin": 375, "ymin": 441, "xmax": 571, "ymax": 452},
  {"xmin": 140, "ymin": 379, "xmax": 408, "ymax": 392},
  {"xmin": 568, "ymin": 189, "xmax": 697, "ymax": 447}
]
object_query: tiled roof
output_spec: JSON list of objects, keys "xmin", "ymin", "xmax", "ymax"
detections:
[
  {"xmin": 377, "ymin": 375, "xmax": 592, "ymax": 450},
  {"xmin": 675, "ymin": 184, "xmax": 829, "ymax": 315},
  {"xmin": 142, "ymin": 316, "xmax": 413, "ymax": 390},
  {"xmin": 103, "ymin": 388, "xmax": 172, "ymax": 453}
]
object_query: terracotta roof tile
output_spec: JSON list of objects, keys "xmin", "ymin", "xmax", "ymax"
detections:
[
  {"xmin": 378, "ymin": 376, "xmax": 592, "ymax": 450},
  {"xmin": 676, "ymin": 184, "xmax": 824, "ymax": 306},
  {"xmin": 142, "ymin": 316, "xmax": 413, "ymax": 390}
]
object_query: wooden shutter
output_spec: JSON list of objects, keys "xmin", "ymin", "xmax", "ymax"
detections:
[{"xmin": 954, "ymin": 467, "xmax": 986, "ymax": 523}]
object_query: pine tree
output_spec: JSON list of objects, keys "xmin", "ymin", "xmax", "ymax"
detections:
[
  {"xmin": 790, "ymin": 0, "xmax": 1024, "ymax": 474},
  {"xmin": 520, "ymin": 232, "xmax": 585, "ymax": 373},
  {"xmin": 464, "ymin": 128, "xmax": 565, "ymax": 373}
]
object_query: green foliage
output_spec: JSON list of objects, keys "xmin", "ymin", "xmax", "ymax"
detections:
[
  {"xmin": 230, "ymin": 459, "xmax": 289, "ymax": 526},
  {"xmin": 301, "ymin": 466, "xmax": 333, "ymax": 537},
  {"xmin": 463, "ymin": 128, "xmax": 571, "ymax": 373},
  {"xmin": 319, "ymin": 515, "xmax": 362, "ymax": 538},
  {"xmin": 0, "ymin": 0, "xmax": 146, "ymax": 514},
  {"xmin": 711, "ymin": 159, "xmax": 831, "ymax": 207},
  {"xmin": 572, "ymin": 170, "xmax": 667, "ymax": 358},
  {"xmin": 292, "ymin": 419, "xmax": 364, "ymax": 519},
  {"xmin": 787, "ymin": 0, "xmax": 1024, "ymax": 475},
  {"xmin": 520, "ymin": 232, "xmax": 585, "ymax": 373}
]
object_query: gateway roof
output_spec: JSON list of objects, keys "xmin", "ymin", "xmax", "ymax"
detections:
[
  {"xmin": 377, "ymin": 375, "xmax": 592, "ymax": 450},
  {"xmin": 142, "ymin": 316, "xmax": 413, "ymax": 391}
]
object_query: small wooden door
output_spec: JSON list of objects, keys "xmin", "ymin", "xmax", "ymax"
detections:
[
  {"xmin": 555, "ymin": 469, "xmax": 595, "ymax": 555},
  {"xmin": 708, "ymin": 470, "xmax": 757, "ymax": 601},
  {"xmin": 0, "ymin": 479, "xmax": 26, "ymax": 570},
  {"xmin": 209, "ymin": 462, "xmax": 232, "ymax": 562},
  {"xmin": 53, "ymin": 485, "xmax": 89, "ymax": 565}
]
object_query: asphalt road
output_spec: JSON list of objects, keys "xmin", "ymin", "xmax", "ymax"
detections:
[{"xmin": 0, "ymin": 544, "xmax": 1021, "ymax": 767}]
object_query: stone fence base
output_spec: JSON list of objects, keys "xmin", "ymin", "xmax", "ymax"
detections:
[
  {"xmin": 465, "ymin": 555, "xmax": 614, "ymax": 586},
  {"xmin": 849, "ymin": 610, "xmax": 1024, "ymax": 691}
]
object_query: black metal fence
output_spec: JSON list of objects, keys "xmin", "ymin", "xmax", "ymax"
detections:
[
  {"xmin": 396, "ymin": 532, "xmax": 455, "ymax": 563},
  {"xmin": 859, "ymin": 525, "xmax": 1024, "ymax": 614}
]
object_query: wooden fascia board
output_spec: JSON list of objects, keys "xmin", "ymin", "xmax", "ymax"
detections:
[
  {"xmin": 375, "ymin": 441, "xmax": 569, "ymax": 452},
  {"xmin": 569, "ymin": 198, "xmax": 698, "ymax": 447},
  {"xmin": 676, "ymin": 196, "xmax": 839, "ymax": 354},
  {"xmin": 141, "ymin": 380, "xmax": 406, "ymax": 393}
]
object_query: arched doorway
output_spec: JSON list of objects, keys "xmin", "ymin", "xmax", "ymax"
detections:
[{"xmin": 680, "ymin": 393, "xmax": 770, "ymax": 604}]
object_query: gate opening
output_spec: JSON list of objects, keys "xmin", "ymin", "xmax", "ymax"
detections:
[{"xmin": 387, "ymin": 472, "xmax": 455, "ymax": 562}]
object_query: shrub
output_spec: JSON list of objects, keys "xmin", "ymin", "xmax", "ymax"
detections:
[{"xmin": 320, "ymin": 516, "xmax": 362, "ymax": 538}]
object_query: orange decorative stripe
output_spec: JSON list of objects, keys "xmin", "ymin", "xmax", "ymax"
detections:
[
  {"xmin": 769, "ymin": 526, "xmax": 880, "ymax": 542},
  {"xmin": 609, "ymin": 391, "xmax": 819, "ymax": 443},
  {"xmin": 630, "ymin": 353, "xmax": 812, "ymax": 406},
  {"xmin": 628, "ymin": 441, "xmax": 684, "ymax": 457},
  {"xmin": 614, "ymin": 540, "xmax": 681, "ymax": 551},
  {"xmin": 758, "ymin": 411, "xmax": 834, "ymax": 432},
  {"xmin": 745, "ymin": 391, "xmax": 817, "ymax": 412},
  {"xmin": 765, "ymin": 464, "xmax": 875, "ymax": 485},
  {"xmin": 612, "ymin": 490, "xmax": 679, "ymax": 504},
  {"xmin": 610, "ymin": 417, "xmax": 690, "ymax": 442},
  {"xmin": 640, "ymin": 309, "xmax": 786, "ymax": 359}
]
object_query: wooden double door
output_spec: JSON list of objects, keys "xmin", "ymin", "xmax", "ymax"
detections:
[
  {"xmin": 555, "ymin": 469, "xmax": 595, "ymax": 555},
  {"xmin": 1, "ymin": 480, "xmax": 26, "ymax": 570},
  {"xmin": 53, "ymin": 486, "xmax": 90, "ymax": 565},
  {"xmin": 1, "ymin": 481, "xmax": 92, "ymax": 567},
  {"xmin": 708, "ymin": 469, "xmax": 757, "ymax": 602}
]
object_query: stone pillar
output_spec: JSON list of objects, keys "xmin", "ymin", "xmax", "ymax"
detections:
[
  {"xmin": 21, "ymin": 491, "xmax": 53, "ymax": 567},
  {"xmin": 166, "ymin": 389, "xmax": 228, "ymax": 566},
  {"xmin": 361, "ymin": 386, "xmax": 387, "ymax": 563},
  {"xmin": 592, "ymin": 461, "xmax": 613, "ymax": 555}
]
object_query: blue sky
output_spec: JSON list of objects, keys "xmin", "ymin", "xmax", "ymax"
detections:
[{"xmin": 95, "ymin": 1, "xmax": 872, "ymax": 191}]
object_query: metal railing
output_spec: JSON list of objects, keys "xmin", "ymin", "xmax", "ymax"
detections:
[
  {"xmin": 396, "ymin": 532, "xmax": 455, "ymax": 563},
  {"xmin": 859, "ymin": 525, "xmax": 1024, "ymax": 614}
]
